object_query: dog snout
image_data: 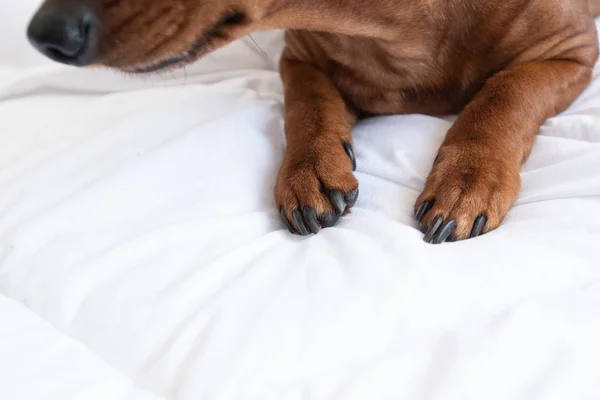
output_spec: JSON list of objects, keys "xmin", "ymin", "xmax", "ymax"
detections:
[{"xmin": 27, "ymin": 2, "xmax": 99, "ymax": 66}]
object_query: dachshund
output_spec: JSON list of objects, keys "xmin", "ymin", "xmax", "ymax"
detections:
[{"xmin": 27, "ymin": 0, "xmax": 600, "ymax": 243}]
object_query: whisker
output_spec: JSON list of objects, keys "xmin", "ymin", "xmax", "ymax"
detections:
[{"xmin": 247, "ymin": 34, "xmax": 276, "ymax": 68}]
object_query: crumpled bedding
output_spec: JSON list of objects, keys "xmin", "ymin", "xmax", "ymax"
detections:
[{"xmin": 1, "ymin": 1, "xmax": 600, "ymax": 399}]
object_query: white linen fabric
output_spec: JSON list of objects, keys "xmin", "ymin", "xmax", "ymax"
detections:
[{"xmin": 1, "ymin": 2, "xmax": 600, "ymax": 399}]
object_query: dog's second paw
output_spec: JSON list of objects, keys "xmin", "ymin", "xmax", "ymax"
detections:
[
  {"xmin": 276, "ymin": 140, "xmax": 358, "ymax": 235},
  {"xmin": 414, "ymin": 145, "xmax": 521, "ymax": 244}
]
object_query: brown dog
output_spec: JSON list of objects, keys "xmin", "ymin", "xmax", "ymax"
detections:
[{"xmin": 27, "ymin": 0, "xmax": 600, "ymax": 243}]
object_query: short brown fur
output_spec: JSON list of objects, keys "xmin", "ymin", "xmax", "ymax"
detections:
[{"xmin": 30, "ymin": 0, "xmax": 600, "ymax": 241}]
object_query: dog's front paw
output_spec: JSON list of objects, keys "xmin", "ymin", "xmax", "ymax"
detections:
[
  {"xmin": 415, "ymin": 145, "xmax": 521, "ymax": 244},
  {"xmin": 276, "ymin": 140, "xmax": 358, "ymax": 235}
]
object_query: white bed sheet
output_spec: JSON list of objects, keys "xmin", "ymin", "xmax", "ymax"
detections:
[
  {"xmin": 0, "ymin": 293, "xmax": 163, "ymax": 400},
  {"xmin": 1, "ymin": 2, "xmax": 600, "ymax": 399}
]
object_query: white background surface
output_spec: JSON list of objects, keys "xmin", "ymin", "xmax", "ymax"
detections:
[{"xmin": 1, "ymin": 1, "xmax": 600, "ymax": 399}]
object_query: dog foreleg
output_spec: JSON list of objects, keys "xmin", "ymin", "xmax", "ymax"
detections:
[
  {"xmin": 415, "ymin": 54, "xmax": 596, "ymax": 243},
  {"xmin": 276, "ymin": 56, "xmax": 359, "ymax": 235}
]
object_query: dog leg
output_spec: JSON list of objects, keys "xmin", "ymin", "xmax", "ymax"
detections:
[
  {"xmin": 415, "ymin": 57, "xmax": 595, "ymax": 243},
  {"xmin": 276, "ymin": 57, "xmax": 359, "ymax": 235}
]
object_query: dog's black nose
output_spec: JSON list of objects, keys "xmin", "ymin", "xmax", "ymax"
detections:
[{"xmin": 27, "ymin": 3, "xmax": 98, "ymax": 66}]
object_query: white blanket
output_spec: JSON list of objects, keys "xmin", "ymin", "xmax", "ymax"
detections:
[{"xmin": 1, "ymin": 2, "xmax": 600, "ymax": 399}]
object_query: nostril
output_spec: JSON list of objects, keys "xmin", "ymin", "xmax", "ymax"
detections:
[
  {"xmin": 79, "ymin": 12, "xmax": 93, "ymax": 44},
  {"xmin": 43, "ymin": 43, "xmax": 81, "ymax": 61},
  {"xmin": 41, "ymin": 27, "xmax": 86, "ymax": 59}
]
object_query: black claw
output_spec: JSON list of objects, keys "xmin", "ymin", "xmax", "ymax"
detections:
[
  {"xmin": 424, "ymin": 215, "xmax": 444, "ymax": 243},
  {"xmin": 302, "ymin": 207, "xmax": 321, "ymax": 234},
  {"xmin": 319, "ymin": 212, "xmax": 339, "ymax": 228},
  {"xmin": 343, "ymin": 142, "xmax": 357, "ymax": 171},
  {"xmin": 329, "ymin": 190, "xmax": 347, "ymax": 215},
  {"xmin": 345, "ymin": 188, "xmax": 359, "ymax": 207},
  {"xmin": 415, "ymin": 200, "xmax": 433, "ymax": 221},
  {"xmin": 470, "ymin": 215, "xmax": 487, "ymax": 238},
  {"xmin": 292, "ymin": 209, "xmax": 310, "ymax": 236},
  {"xmin": 280, "ymin": 208, "xmax": 294, "ymax": 233},
  {"xmin": 432, "ymin": 220, "xmax": 457, "ymax": 244}
]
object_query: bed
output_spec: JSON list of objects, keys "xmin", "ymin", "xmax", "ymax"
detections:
[{"xmin": 1, "ymin": 2, "xmax": 600, "ymax": 399}]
